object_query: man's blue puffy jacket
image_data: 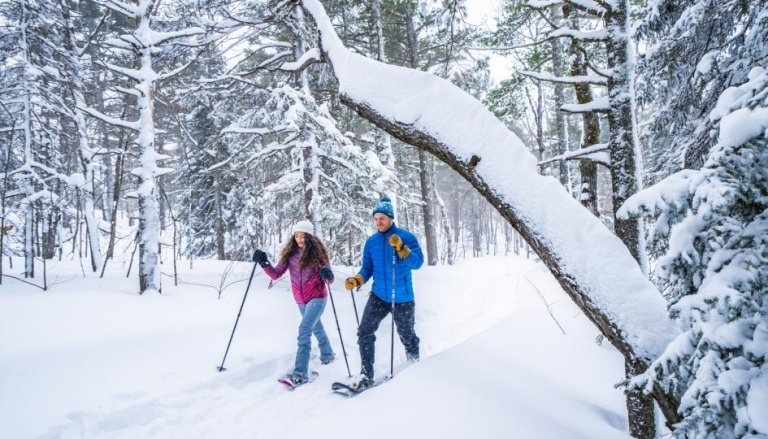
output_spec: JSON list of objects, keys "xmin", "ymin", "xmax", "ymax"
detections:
[{"xmin": 358, "ymin": 224, "xmax": 423, "ymax": 303}]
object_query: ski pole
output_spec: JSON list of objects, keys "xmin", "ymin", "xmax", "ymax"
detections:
[
  {"xmin": 327, "ymin": 281, "xmax": 352, "ymax": 378},
  {"xmin": 217, "ymin": 262, "xmax": 258, "ymax": 372},
  {"xmin": 350, "ymin": 287, "xmax": 360, "ymax": 328},
  {"xmin": 390, "ymin": 250, "xmax": 396, "ymax": 379}
]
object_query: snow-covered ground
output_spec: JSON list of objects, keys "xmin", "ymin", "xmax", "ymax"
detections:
[{"xmin": 0, "ymin": 254, "xmax": 630, "ymax": 438}]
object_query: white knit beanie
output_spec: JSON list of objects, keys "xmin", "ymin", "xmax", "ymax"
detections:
[{"xmin": 292, "ymin": 220, "xmax": 314, "ymax": 235}]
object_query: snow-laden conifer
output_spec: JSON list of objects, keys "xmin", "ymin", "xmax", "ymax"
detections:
[{"xmin": 622, "ymin": 64, "xmax": 768, "ymax": 438}]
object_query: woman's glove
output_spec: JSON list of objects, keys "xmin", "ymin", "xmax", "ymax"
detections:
[
  {"xmin": 319, "ymin": 267, "xmax": 334, "ymax": 281},
  {"xmin": 252, "ymin": 249, "xmax": 270, "ymax": 267}
]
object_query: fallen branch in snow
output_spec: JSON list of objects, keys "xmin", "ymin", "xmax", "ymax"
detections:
[
  {"xmin": 177, "ymin": 263, "xmax": 261, "ymax": 300},
  {"xmin": 524, "ymin": 274, "xmax": 566, "ymax": 335},
  {"xmin": 1, "ymin": 274, "xmax": 45, "ymax": 290}
]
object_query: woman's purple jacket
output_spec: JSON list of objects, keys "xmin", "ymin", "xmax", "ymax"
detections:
[{"xmin": 262, "ymin": 248, "xmax": 334, "ymax": 305}]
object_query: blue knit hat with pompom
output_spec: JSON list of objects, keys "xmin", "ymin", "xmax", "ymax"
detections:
[{"xmin": 371, "ymin": 195, "xmax": 395, "ymax": 219}]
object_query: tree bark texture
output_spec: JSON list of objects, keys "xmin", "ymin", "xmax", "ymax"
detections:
[
  {"xmin": 605, "ymin": 1, "xmax": 644, "ymax": 265},
  {"xmin": 549, "ymin": 7, "xmax": 570, "ymax": 189},
  {"xmin": 604, "ymin": 1, "xmax": 654, "ymax": 434},
  {"xmin": 135, "ymin": 1, "xmax": 162, "ymax": 294},
  {"xmin": 404, "ymin": 5, "xmax": 438, "ymax": 265},
  {"xmin": 564, "ymin": 5, "xmax": 600, "ymax": 217}
]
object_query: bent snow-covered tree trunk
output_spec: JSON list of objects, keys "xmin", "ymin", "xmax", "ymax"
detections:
[{"xmin": 293, "ymin": 0, "xmax": 681, "ymax": 427}]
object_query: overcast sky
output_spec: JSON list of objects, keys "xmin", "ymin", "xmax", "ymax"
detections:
[{"xmin": 465, "ymin": 0, "xmax": 512, "ymax": 84}]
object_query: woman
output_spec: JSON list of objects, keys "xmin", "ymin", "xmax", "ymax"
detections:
[{"xmin": 252, "ymin": 220, "xmax": 336, "ymax": 387}]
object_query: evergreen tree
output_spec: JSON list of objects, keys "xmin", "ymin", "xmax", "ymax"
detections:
[
  {"xmin": 622, "ymin": 62, "xmax": 768, "ymax": 437},
  {"xmin": 637, "ymin": 0, "xmax": 768, "ymax": 177},
  {"xmin": 0, "ymin": 0, "xmax": 73, "ymax": 278}
]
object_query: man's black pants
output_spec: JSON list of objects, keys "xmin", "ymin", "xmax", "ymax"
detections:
[{"xmin": 357, "ymin": 293, "xmax": 419, "ymax": 380}]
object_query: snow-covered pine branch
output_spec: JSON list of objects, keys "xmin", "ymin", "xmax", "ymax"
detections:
[
  {"xmin": 539, "ymin": 143, "xmax": 610, "ymax": 167},
  {"xmin": 560, "ymin": 96, "xmax": 610, "ymax": 113},
  {"xmin": 149, "ymin": 28, "xmax": 206, "ymax": 46},
  {"xmin": 96, "ymin": 60, "xmax": 145, "ymax": 82},
  {"xmin": 279, "ymin": 47, "xmax": 321, "ymax": 71},
  {"xmin": 520, "ymin": 70, "xmax": 608, "ymax": 86},
  {"xmin": 527, "ymin": 0, "xmax": 608, "ymax": 16},
  {"xmin": 96, "ymin": 0, "xmax": 138, "ymax": 17},
  {"xmin": 77, "ymin": 105, "xmax": 141, "ymax": 131},
  {"xmin": 549, "ymin": 27, "xmax": 608, "ymax": 41}
]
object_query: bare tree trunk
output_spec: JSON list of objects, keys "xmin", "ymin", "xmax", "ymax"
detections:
[
  {"xmin": 550, "ymin": 7, "xmax": 570, "ymax": 189},
  {"xmin": 471, "ymin": 200, "xmax": 481, "ymax": 257},
  {"xmin": 0, "ymin": 107, "xmax": 14, "ymax": 284},
  {"xmin": 368, "ymin": 0, "xmax": 385, "ymax": 62},
  {"xmin": 135, "ymin": 2, "xmax": 162, "ymax": 294},
  {"xmin": 564, "ymin": 6, "xmax": 600, "ymax": 216},
  {"xmin": 21, "ymin": 9, "xmax": 34, "ymax": 278},
  {"xmin": 61, "ymin": 0, "xmax": 102, "ymax": 272},
  {"xmin": 535, "ymin": 81, "xmax": 545, "ymax": 161},
  {"xmin": 606, "ymin": 0, "xmax": 646, "ymax": 270},
  {"xmin": 605, "ymin": 1, "xmax": 654, "ymax": 435},
  {"xmin": 403, "ymin": 6, "xmax": 438, "ymax": 264},
  {"xmin": 432, "ymin": 162, "xmax": 455, "ymax": 265},
  {"xmin": 43, "ymin": 199, "xmax": 58, "ymax": 260},
  {"xmin": 418, "ymin": 151, "xmax": 438, "ymax": 264},
  {"xmin": 102, "ymin": 154, "xmax": 113, "ymax": 221},
  {"xmin": 214, "ymin": 184, "xmax": 226, "ymax": 260},
  {"xmin": 24, "ymin": 203, "xmax": 33, "ymax": 278},
  {"xmin": 105, "ymin": 143, "xmax": 125, "ymax": 262}
]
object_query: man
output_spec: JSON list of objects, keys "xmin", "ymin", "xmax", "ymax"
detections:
[{"xmin": 345, "ymin": 195, "xmax": 424, "ymax": 390}]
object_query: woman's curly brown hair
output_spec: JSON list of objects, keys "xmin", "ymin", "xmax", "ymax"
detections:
[{"xmin": 278, "ymin": 233, "xmax": 330, "ymax": 269}]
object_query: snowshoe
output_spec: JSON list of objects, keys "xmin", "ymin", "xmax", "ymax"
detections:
[{"xmin": 278, "ymin": 371, "xmax": 318, "ymax": 390}]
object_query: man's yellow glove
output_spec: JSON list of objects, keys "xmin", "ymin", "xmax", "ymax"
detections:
[
  {"xmin": 388, "ymin": 234, "xmax": 411, "ymax": 259},
  {"xmin": 345, "ymin": 274, "xmax": 364, "ymax": 291}
]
